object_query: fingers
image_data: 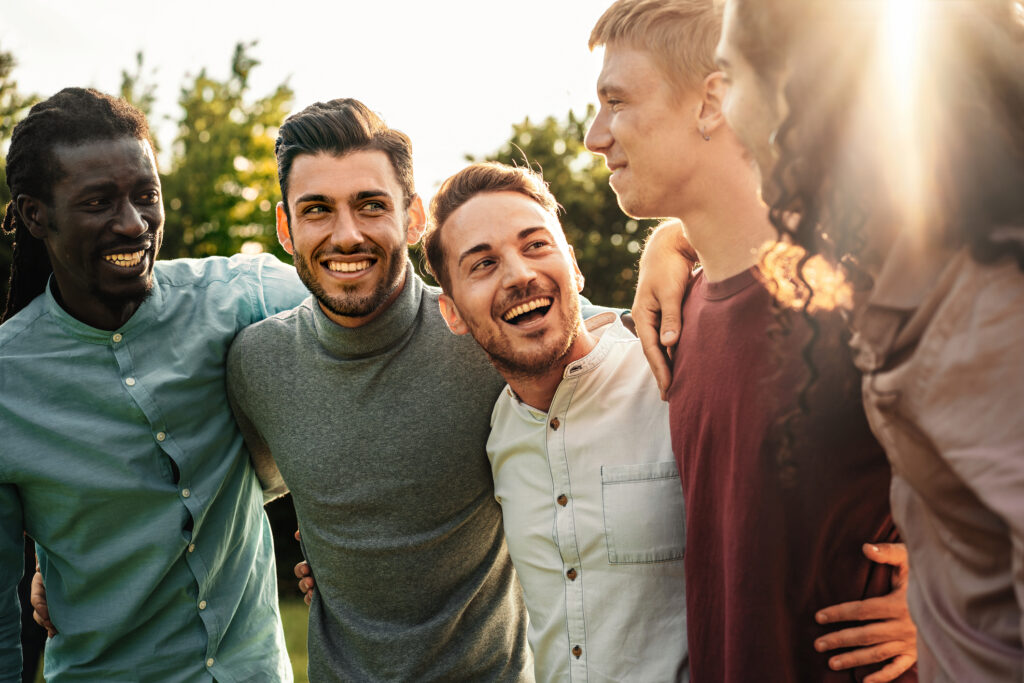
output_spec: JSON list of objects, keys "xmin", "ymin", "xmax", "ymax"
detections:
[
  {"xmin": 295, "ymin": 560, "xmax": 315, "ymax": 606},
  {"xmin": 30, "ymin": 570, "xmax": 57, "ymax": 638},
  {"xmin": 816, "ymin": 591, "xmax": 904, "ymax": 625},
  {"xmin": 863, "ymin": 655, "xmax": 917, "ymax": 683},
  {"xmin": 635, "ymin": 314, "xmax": 674, "ymax": 399},
  {"xmin": 294, "ymin": 560, "xmax": 311, "ymax": 579},
  {"xmin": 294, "ymin": 529, "xmax": 301, "ymax": 542},
  {"xmin": 822, "ymin": 640, "xmax": 915, "ymax": 672},
  {"xmin": 815, "ymin": 618, "xmax": 916, "ymax": 653},
  {"xmin": 862, "ymin": 542, "xmax": 909, "ymax": 569}
]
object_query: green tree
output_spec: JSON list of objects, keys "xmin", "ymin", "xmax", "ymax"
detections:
[
  {"xmin": 0, "ymin": 46, "xmax": 39, "ymax": 306},
  {"xmin": 466, "ymin": 106, "xmax": 656, "ymax": 308},
  {"xmin": 160, "ymin": 42, "xmax": 293, "ymax": 260},
  {"xmin": 120, "ymin": 52, "xmax": 159, "ymax": 138}
]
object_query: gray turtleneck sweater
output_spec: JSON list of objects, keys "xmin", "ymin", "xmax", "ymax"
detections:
[{"xmin": 226, "ymin": 267, "xmax": 532, "ymax": 682}]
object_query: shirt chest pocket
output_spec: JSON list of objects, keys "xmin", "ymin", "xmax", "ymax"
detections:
[{"xmin": 601, "ymin": 461, "xmax": 686, "ymax": 564}]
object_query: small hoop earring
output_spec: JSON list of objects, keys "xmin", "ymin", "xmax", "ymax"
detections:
[{"xmin": 700, "ymin": 126, "xmax": 711, "ymax": 142}]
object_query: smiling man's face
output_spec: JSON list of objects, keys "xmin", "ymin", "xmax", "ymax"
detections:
[
  {"xmin": 26, "ymin": 136, "xmax": 164, "ymax": 329},
  {"xmin": 277, "ymin": 149, "xmax": 424, "ymax": 328},
  {"xmin": 437, "ymin": 190, "xmax": 585, "ymax": 379}
]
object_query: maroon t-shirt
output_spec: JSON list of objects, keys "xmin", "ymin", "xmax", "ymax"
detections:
[{"xmin": 668, "ymin": 267, "xmax": 912, "ymax": 682}]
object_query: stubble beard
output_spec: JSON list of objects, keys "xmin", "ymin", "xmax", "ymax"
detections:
[
  {"xmin": 294, "ymin": 243, "xmax": 407, "ymax": 319},
  {"xmin": 472, "ymin": 290, "xmax": 583, "ymax": 382}
]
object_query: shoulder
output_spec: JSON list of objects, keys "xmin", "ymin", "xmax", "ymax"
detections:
[
  {"xmin": 232, "ymin": 300, "xmax": 310, "ymax": 356},
  {"xmin": 154, "ymin": 253, "xmax": 291, "ymax": 288},
  {"xmin": 0, "ymin": 297, "xmax": 48, "ymax": 351}
]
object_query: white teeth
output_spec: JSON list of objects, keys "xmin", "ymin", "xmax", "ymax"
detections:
[
  {"xmin": 326, "ymin": 260, "xmax": 371, "ymax": 273},
  {"xmin": 104, "ymin": 251, "xmax": 144, "ymax": 267},
  {"xmin": 503, "ymin": 297, "xmax": 552, "ymax": 322}
]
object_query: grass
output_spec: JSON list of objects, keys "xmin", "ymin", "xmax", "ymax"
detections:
[
  {"xmin": 280, "ymin": 596, "xmax": 310, "ymax": 683},
  {"xmin": 30, "ymin": 598, "xmax": 310, "ymax": 682}
]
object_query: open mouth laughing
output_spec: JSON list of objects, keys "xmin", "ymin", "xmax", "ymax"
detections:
[
  {"xmin": 103, "ymin": 250, "xmax": 145, "ymax": 268},
  {"xmin": 501, "ymin": 296, "xmax": 553, "ymax": 325}
]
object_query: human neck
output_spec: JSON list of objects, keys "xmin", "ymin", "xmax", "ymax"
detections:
[
  {"xmin": 504, "ymin": 325, "xmax": 598, "ymax": 413},
  {"xmin": 676, "ymin": 164, "xmax": 777, "ymax": 283},
  {"xmin": 54, "ymin": 285, "xmax": 144, "ymax": 331}
]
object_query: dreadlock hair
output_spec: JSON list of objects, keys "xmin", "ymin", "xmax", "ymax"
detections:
[{"xmin": 2, "ymin": 87, "xmax": 152, "ymax": 322}]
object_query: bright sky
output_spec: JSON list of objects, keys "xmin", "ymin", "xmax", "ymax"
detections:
[{"xmin": 1, "ymin": 0, "xmax": 608, "ymax": 202}]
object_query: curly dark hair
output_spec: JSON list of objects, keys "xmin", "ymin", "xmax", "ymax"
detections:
[
  {"xmin": 734, "ymin": 0, "xmax": 1024, "ymax": 276},
  {"xmin": 2, "ymin": 87, "xmax": 152, "ymax": 322}
]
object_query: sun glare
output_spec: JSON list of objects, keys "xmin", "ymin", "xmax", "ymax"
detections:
[{"xmin": 878, "ymin": 0, "xmax": 931, "ymax": 243}]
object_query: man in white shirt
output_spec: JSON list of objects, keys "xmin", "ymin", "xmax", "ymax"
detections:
[{"xmin": 421, "ymin": 161, "xmax": 688, "ymax": 683}]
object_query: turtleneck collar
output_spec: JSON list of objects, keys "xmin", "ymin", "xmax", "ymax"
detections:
[{"xmin": 311, "ymin": 261, "xmax": 424, "ymax": 359}]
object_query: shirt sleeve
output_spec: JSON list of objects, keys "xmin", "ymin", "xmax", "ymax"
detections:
[
  {"xmin": 230, "ymin": 253, "xmax": 308, "ymax": 321},
  {"xmin": 226, "ymin": 333, "xmax": 289, "ymax": 504},
  {"xmin": 0, "ymin": 484, "xmax": 25, "ymax": 682}
]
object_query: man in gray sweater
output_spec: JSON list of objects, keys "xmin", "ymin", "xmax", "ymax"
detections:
[{"xmin": 226, "ymin": 99, "xmax": 532, "ymax": 681}]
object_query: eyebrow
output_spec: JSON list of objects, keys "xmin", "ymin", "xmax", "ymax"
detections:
[
  {"xmin": 295, "ymin": 193, "xmax": 334, "ymax": 206},
  {"xmin": 714, "ymin": 54, "xmax": 731, "ymax": 69},
  {"xmin": 456, "ymin": 226, "xmax": 549, "ymax": 267}
]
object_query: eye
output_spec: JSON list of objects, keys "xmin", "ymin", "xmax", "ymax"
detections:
[
  {"xmin": 470, "ymin": 257, "xmax": 496, "ymax": 272},
  {"xmin": 137, "ymin": 190, "xmax": 161, "ymax": 204},
  {"xmin": 361, "ymin": 200, "xmax": 388, "ymax": 214},
  {"xmin": 82, "ymin": 197, "xmax": 108, "ymax": 210},
  {"xmin": 302, "ymin": 204, "xmax": 329, "ymax": 216}
]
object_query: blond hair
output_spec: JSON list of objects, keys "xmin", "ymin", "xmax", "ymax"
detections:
[{"xmin": 589, "ymin": 0, "xmax": 723, "ymax": 93}]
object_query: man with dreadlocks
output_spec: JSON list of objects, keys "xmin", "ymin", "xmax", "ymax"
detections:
[
  {"xmin": 585, "ymin": 1, "xmax": 917, "ymax": 681},
  {"xmin": 0, "ymin": 88, "xmax": 306, "ymax": 680}
]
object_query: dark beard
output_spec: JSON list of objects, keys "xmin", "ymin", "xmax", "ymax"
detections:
[{"xmin": 293, "ymin": 244, "xmax": 407, "ymax": 319}]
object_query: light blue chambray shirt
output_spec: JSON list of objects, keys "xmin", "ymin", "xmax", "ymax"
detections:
[{"xmin": 0, "ymin": 254, "xmax": 307, "ymax": 682}]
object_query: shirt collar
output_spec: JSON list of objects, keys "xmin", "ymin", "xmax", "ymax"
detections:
[
  {"xmin": 44, "ymin": 270, "xmax": 163, "ymax": 344},
  {"xmin": 866, "ymin": 230, "xmax": 959, "ymax": 311},
  {"xmin": 311, "ymin": 261, "xmax": 423, "ymax": 359}
]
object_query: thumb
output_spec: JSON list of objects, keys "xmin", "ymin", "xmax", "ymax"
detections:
[
  {"xmin": 862, "ymin": 542, "xmax": 908, "ymax": 567},
  {"xmin": 660, "ymin": 310, "xmax": 681, "ymax": 347}
]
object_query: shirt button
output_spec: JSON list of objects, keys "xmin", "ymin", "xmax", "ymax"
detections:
[
  {"xmin": 181, "ymin": 488, "xmax": 191, "ymax": 498},
  {"xmin": 572, "ymin": 645, "xmax": 582, "ymax": 658},
  {"xmin": 125, "ymin": 377, "xmax": 136, "ymax": 387},
  {"xmin": 206, "ymin": 658, "xmax": 214, "ymax": 667},
  {"xmin": 557, "ymin": 494, "xmax": 568, "ymax": 506},
  {"xmin": 156, "ymin": 432, "xmax": 166, "ymax": 442},
  {"xmin": 198, "ymin": 600, "xmax": 207, "ymax": 610},
  {"xmin": 566, "ymin": 568, "xmax": 577, "ymax": 581},
  {"xmin": 112, "ymin": 333, "xmax": 123, "ymax": 343},
  {"xmin": 188, "ymin": 543, "xmax": 196, "ymax": 553},
  {"xmin": 550, "ymin": 417, "xmax": 560, "ymax": 430}
]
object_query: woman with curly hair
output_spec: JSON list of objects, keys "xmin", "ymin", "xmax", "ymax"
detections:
[{"xmin": 713, "ymin": 0, "xmax": 1024, "ymax": 679}]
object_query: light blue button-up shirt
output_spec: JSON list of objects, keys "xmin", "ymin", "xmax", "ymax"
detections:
[{"xmin": 0, "ymin": 254, "xmax": 307, "ymax": 682}]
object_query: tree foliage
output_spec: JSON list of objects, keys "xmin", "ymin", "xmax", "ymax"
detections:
[
  {"xmin": 469, "ymin": 106, "xmax": 656, "ymax": 308},
  {"xmin": 159, "ymin": 42, "xmax": 293, "ymax": 260},
  {"xmin": 0, "ymin": 46, "xmax": 39, "ymax": 306}
]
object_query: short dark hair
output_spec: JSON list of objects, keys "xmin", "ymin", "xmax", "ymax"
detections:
[
  {"xmin": 275, "ymin": 98, "xmax": 415, "ymax": 220},
  {"xmin": 2, "ymin": 87, "xmax": 153, "ymax": 322},
  {"xmin": 422, "ymin": 162, "xmax": 559, "ymax": 293}
]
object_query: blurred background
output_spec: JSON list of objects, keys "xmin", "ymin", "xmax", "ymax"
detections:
[{"xmin": 2, "ymin": 2, "xmax": 658, "ymax": 679}]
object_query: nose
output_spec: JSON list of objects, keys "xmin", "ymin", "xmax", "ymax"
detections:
[
  {"xmin": 329, "ymin": 211, "xmax": 365, "ymax": 251},
  {"xmin": 111, "ymin": 201, "xmax": 149, "ymax": 238},
  {"xmin": 584, "ymin": 107, "xmax": 612, "ymax": 155},
  {"xmin": 501, "ymin": 253, "xmax": 537, "ymax": 291}
]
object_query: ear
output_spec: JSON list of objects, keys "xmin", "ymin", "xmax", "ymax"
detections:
[
  {"xmin": 405, "ymin": 195, "xmax": 426, "ymax": 246},
  {"xmin": 697, "ymin": 71, "xmax": 728, "ymax": 137},
  {"xmin": 275, "ymin": 202, "xmax": 294, "ymax": 255},
  {"xmin": 16, "ymin": 194, "xmax": 51, "ymax": 240},
  {"xmin": 438, "ymin": 293, "xmax": 469, "ymax": 335},
  {"xmin": 567, "ymin": 244, "xmax": 585, "ymax": 293}
]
